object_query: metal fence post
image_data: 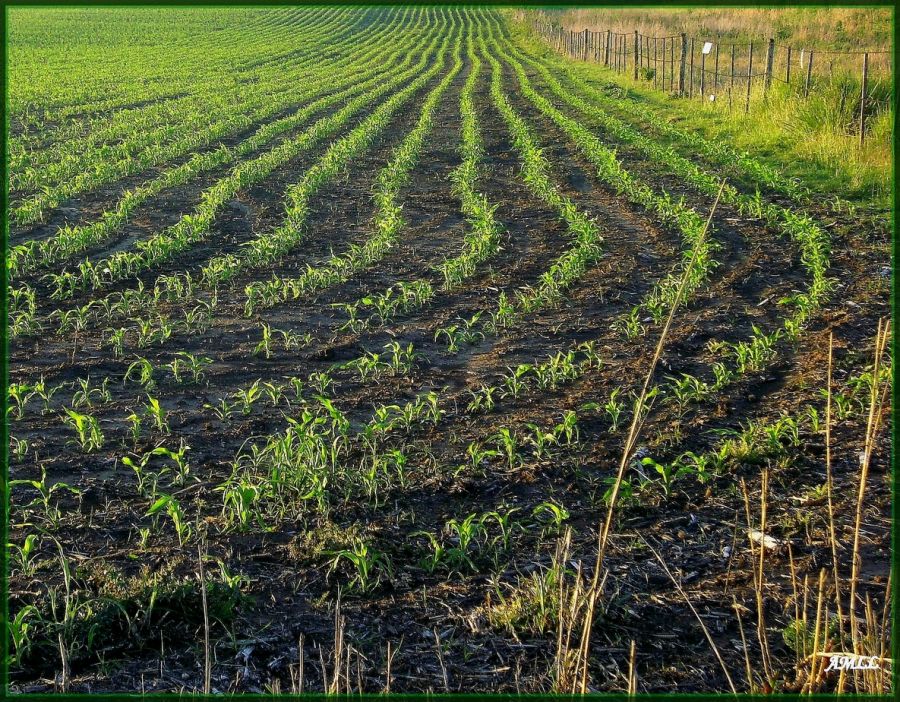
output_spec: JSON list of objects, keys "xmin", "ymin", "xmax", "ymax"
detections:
[
  {"xmin": 860, "ymin": 52, "xmax": 869, "ymax": 145},
  {"xmin": 746, "ymin": 41, "xmax": 754, "ymax": 112},
  {"xmin": 804, "ymin": 50, "xmax": 813, "ymax": 97},
  {"xmin": 678, "ymin": 33, "xmax": 687, "ymax": 96}
]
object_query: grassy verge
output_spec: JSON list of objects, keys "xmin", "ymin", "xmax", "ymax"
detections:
[{"xmin": 507, "ymin": 16, "xmax": 892, "ymax": 211}]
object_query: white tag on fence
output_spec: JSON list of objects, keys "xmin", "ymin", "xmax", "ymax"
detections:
[{"xmin": 702, "ymin": 41, "xmax": 713, "ymax": 55}]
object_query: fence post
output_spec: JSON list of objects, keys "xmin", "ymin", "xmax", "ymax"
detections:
[
  {"xmin": 764, "ymin": 37, "xmax": 775, "ymax": 92},
  {"xmin": 714, "ymin": 43, "xmax": 720, "ymax": 96},
  {"xmin": 859, "ymin": 52, "xmax": 869, "ymax": 146},
  {"xmin": 786, "ymin": 45, "xmax": 792, "ymax": 84},
  {"xmin": 670, "ymin": 38, "xmax": 675, "ymax": 91},
  {"xmin": 700, "ymin": 46, "xmax": 706, "ymax": 97},
  {"xmin": 746, "ymin": 41, "xmax": 754, "ymax": 112},
  {"xmin": 583, "ymin": 28, "xmax": 589, "ymax": 61},
  {"xmin": 652, "ymin": 37, "xmax": 658, "ymax": 88},
  {"xmin": 661, "ymin": 37, "xmax": 666, "ymax": 89},
  {"xmin": 634, "ymin": 30, "xmax": 639, "ymax": 79},
  {"xmin": 804, "ymin": 50, "xmax": 813, "ymax": 97},
  {"xmin": 689, "ymin": 38, "xmax": 695, "ymax": 97},
  {"xmin": 678, "ymin": 33, "xmax": 687, "ymax": 96},
  {"xmin": 729, "ymin": 44, "xmax": 735, "ymax": 109},
  {"xmin": 605, "ymin": 29, "xmax": 611, "ymax": 66}
]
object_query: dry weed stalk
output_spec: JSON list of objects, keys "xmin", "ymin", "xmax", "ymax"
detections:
[
  {"xmin": 565, "ymin": 181, "xmax": 727, "ymax": 693},
  {"xmin": 641, "ymin": 535, "xmax": 737, "ymax": 693}
]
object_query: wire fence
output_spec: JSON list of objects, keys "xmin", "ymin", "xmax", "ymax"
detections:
[{"xmin": 525, "ymin": 15, "xmax": 892, "ymax": 144}]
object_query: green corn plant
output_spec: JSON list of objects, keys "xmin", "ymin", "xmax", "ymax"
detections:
[
  {"xmin": 62, "ymin": 407, "xmax": 105, "ymax": 452},
  {"xmin": 309, "ymin": 371, "xmax": 333, "ymax": 396},
  {"xmin": 143, "ymin": 395, "xmax": 170, "ymax": 434},
  {"xmin": 604, "ymin": 388, "xmax": 625, "ymax": 433},
  {"xmin": 554, "ymin": 410, "xmax": 580, "ymax": 446},
  {"xmin": 8, "ymin": 382, "xmax": 33, "ymax": 419},
  {"xmin": 10, "ymin": 436, "xmax": 30, "ymax": 462},
  {"xmin": 126, "ymin": 411, "xmax": 143, "ymax": 447},
  {"xmin": 124, "ymin": 356, "xmax": 156, "ymax": 391},
  {"xmin": 483, "ymin": 508, "xmax": 521, "ymax": 553},
  {"xmin": 233, "ymin": 380, "xmax": 262, "ymax": 415},
  {"xmin": 532, "ymin": 501, "xmax": 570, "ymax": 536},
  {"xmin": 146, "ymin": 493, "xmax": 191, "ymax": 546},
  {"xmin": 384, "ymin": 340, "xmax": 418, "ymax": 375},
  {"xmin": 168, "ymin": 351, "xmax": 212, "ymax": 384},
  {"xmin": 10, "ymin": 466, "xmax": 81, "ymax": 527},
  {"xmin": 493, "ymin": 427, "xmax": 522, "ymax": 469},
  {"xmin": 503, "ymin": 363, "xmax": 533, "ymax": 398},
  {"xmin": 7, "ymin": 534, "xmax": 40, "ymax": 576},
  {"xmin": 204, "ymin": 398, "xmax": 235, "ymax": 422},
  {"xmin": 262, "ymin": 381, "xmax": 284, "ymax": 407},
  {"xmin": 7, "ymin": 605, "xmax": 38, "ymax": 667},
  {"xmin": 72, "ymin": 377, "xmax": 110, "ymax": 408},
  {"xmin": 466, "ymin": 384, "xmax": 499, "ymax": 414},
  {"xmin": 219, "ymin": 478, "xmax": 263, "ymax": 531},
  {"xmin": 526, "ymin": 423, "xmax": 557, "ymax": 460},
  {"xmin": 104, "ymin": 327, "xmax": 128, "ymax": 358},
  {"xmin": 466, "ymin": 440, "xmax": 499, "ymax": 472},
  {"xmin": 152, "ymin": 441, "xmax": 192, "ymax": 486},
  {"xmin": 446, "ymin": 513, "xmax": 487, "ymax": 571},
  {"xmin": 327, "ymin": 539, "xmax": 392, "ymax": 593},
  {"xmin": 612, "ymin": 307, "xmax": 644, "ymax": 340},
  {"xmin": 288, "ymin": 377, "xmax": 305, "ymax": 404},
  {"xmin": 31, "ymin": 375, "xmax": 65, "ymax": 415},
  {"xmin": 254, "ymin": 323, "xmax": 274, "ymax": 358}
]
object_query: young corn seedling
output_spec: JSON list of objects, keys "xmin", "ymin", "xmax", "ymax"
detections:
[
  {"xmin": 385, "ymin": 341, "xmax": 418, "ymax": 375},
  {"xmin": 554, "ymin": 410, "xmax": 580, "ymax": 446},
  {"xmin": 328, "ymin": 540, "xmax": 393, "ymax": 594},
  {"xmin": 10, "ymin": 466, "xmax": 80, "ymax": 527},
  {"xmin": 7, "ymin": 382, "xmax": 33, "ymax": 419},
  {"xmin": 143, "ymin": 395, "xmax": 170, "ymax": 434},
  {"xmin": 603, "ymin": 388, "xmax": 625, "ymax": 433},
  {"xmin": 62, "ymin": 407, "xmax": 105, "ymax": 452},
  {"xmin": 493, "ymin": 427, "xmax": 522, "ymax": 469},
  {"xmin": 204, "ymin": 397, "xmax": 236, "ymax": 423},
  {"xmin": 146, "ymin": 493, "xmax": 192, "ymax": 546},
  {"xmin": 254, "ymin": 323, "xmax": 274, "ymax": 359},
  {"xmin": 11, "ymin": 436, "xmax": 30, "ymax": 462},
  {"xmin": 104, "ymin": 327, "xmax": 128, "ymax": 359},
  {"xmin": 526, "ymin": 423, "xmax": 558, "ymax": 460},
  {"xmin": 233, "ymin": 380, "xmax": 263, "ymax": 415},
  {"xmin": 32, "ymin": 376, "xmax": 65, "ymax": 414},
  {"xmin": 666, "ymin": 373, "xmax": 709, "ymax": 415},
  {"xmin": 309, "ymin": 371, "xmax": 333, "ymax": 396},
  {"xmin": 125, "ymin": 356, "xmax": 156, "ymax": 391},
  {"xmin": 168, "ymin": 351, "xmax": 212, "ymax": 384},
  {"xmin": 466, "ymin": 440, "xmax": 499, "ymax": 473},
  {"xmin": 72, "ymin": 377, "xmax": 111, "ymax": 408},
  {"xmin": 434, "ymin": 312, "xmax": 484, "ymax": 354},
  {"xmin": 467, "ymin": 384, "xmax": 500, "ymax": 414},
  {"xmin": 503, "ymin": 363, "xmax": 533, "ymax": 398},
  {"xmin": 262, "ymin": 381, "xmax": 284, "ymax": 407},
  {"xmin": 7, "ymin": 534, "xmax": 41, "ymax": 576},
  {"xmin": 532, "ymin": 501, "xmax": 570, "ymax": 537}
]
